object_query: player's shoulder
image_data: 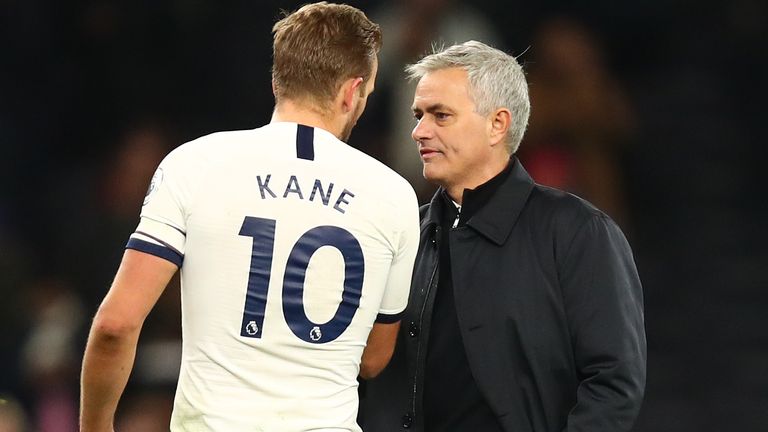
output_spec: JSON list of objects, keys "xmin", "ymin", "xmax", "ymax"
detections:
[
  {"xmin": 161, "ymin": 128, "xmax": 261, "ymax": 165},
  {"xmin": 359, "ymin": 153, "xmax": 416, "ymax": 201},
  {"xmin": 178, "ymin": 128, "xmax": 258, "ymax": 152},
  {"xmin": 359, "ymin": 153, "xmax": 413, "ymax": 191},
  {"xmin": 326, "ymin": 137, "xmax": 415, "ymax": 196}
]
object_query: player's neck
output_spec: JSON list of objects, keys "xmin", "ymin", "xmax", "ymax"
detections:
[{"xmin": 271, "ymin": 101, "xmax": 344, "ymax": 140}]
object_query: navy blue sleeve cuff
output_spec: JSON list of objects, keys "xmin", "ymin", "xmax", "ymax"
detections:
[
  {"xmin": 375, "ymin": 310, "xmax": 404, "ymax": 324},
  {"xmin": 126, "ymin": 238, "xmax": 183, "ymax": 267}
]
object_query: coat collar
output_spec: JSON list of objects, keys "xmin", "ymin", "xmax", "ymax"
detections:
[{"xmin": 421, "ymin": 157, "xmax": 535, "ymax": 246}]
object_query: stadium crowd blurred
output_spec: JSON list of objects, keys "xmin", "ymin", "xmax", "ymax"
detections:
[{"xmin": 1, "ymin": 0, "xmax": 766, "ymax": 430}]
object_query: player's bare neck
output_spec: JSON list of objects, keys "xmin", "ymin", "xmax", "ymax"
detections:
[{"xmin": 271, "ymin": 100, "xmax": 342, "ymax": 139}]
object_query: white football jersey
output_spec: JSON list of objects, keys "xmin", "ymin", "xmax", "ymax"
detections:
[{"xmin": 127, "ymin": 122, "xmax": 419, "ymax": 431}]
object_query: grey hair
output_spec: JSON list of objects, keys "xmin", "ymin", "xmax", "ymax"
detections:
[{"xmin": 405, "ymin": 40, "xmax": 530, "ymax": 154}]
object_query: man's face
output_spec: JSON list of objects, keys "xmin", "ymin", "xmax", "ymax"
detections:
[
  {"xmin": 341, "ymin": 58, "xmax": 378, "ymax": 142},
  {"xmin": 411, "ymin": 67, "xmax": 493, "ymax": 190}
]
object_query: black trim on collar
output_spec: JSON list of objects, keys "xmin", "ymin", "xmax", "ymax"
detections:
[{"xmin": 296, "ymin": 124, "xmax": 315, "ymax": 160}]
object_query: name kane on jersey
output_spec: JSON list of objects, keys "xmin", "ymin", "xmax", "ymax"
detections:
[{"xmin": 257, "ymin": 174, "xmax": 355, "ymax": 214}]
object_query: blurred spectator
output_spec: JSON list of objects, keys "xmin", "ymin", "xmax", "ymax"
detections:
[
  {"xmin": 19, "ymin": 278, "xmax": 82, "ymax": 432},
  {"xmin": 52, "ymin": 122, "xmax": 174, "ymax": 310},
  {"xmin": 369, "ymin": 0, "xmax": 502, "ymax": 201},
  {"xmin": 0, "ymin": 214, "xmax": 31, "ymax": 397},
  {"xmin": 114, "ymin": 390, "xmax": 175, "ymax": 432},
  {"xmin": 0, "ymin": 395, "xmax": 29, "ymax": 432},
  {"xmin": 519, "ymin": 17, "xmax": 636, "ymax": 226},
  {"xmin": 100, "ymin": 124, "xmax": 174, "ymax": 221}
]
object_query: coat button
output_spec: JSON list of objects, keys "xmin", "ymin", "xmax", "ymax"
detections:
[
  {"xmin": 408, "ymin": 322, "xmax": 419, "ymax": 337},
  {"xmin": 402, "ymin": 413, "xmax": 413, "ymax": 428}
]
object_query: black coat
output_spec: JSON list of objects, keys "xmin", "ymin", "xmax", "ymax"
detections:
[{"xmin": 361, "ymin": 159, "xmax": 646, "ymax": 432}]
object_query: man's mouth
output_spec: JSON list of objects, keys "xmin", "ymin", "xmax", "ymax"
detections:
[{"xmin": 419, "ymin": 148, "xmax": 441, "ymax": 159}]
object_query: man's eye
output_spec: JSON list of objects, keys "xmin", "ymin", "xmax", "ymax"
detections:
[
  {"xmin": 435, "ymin": 112, "xmax": 450, "ymax": 120},
  {"xmin": 413, "ymin": 113, "xmax": 423, "ymax": 121}
]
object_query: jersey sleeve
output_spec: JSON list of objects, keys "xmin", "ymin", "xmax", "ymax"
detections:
[
  {"xmin": 126, "ymin": 146, "xmax": 197, "ymax": 267},
  {"xmin": 375, "ymin": 185, "xmax": 420, "ymax": 323}
]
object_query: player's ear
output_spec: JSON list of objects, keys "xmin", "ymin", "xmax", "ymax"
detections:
[
  {"xmin": 489, "ymin": 107, "xmax": 511, "ymax": 148},
  {"xmin": 340, "ymin": 77, "xmax": 364, "ymax": 113},
  {"xmin": 271, "ymin": 78, "xmax": 278, "ymax": 97}
]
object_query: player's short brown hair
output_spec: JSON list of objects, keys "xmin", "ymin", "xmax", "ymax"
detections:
[{"xmin": 272, "ymin": 2, "xmax": 381, "ymax": 111}]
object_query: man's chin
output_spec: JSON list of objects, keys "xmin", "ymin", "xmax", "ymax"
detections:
[{"xmin": 422, "ymin": 166, "xmax": 442, "ymax": 184}]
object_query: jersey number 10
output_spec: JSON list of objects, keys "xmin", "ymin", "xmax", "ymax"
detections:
[{"xmin": 238, "ymin": 216, "xmax": 364, "ymax": 344}]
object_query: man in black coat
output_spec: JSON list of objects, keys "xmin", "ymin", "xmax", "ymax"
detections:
[{"xmin": 360, "ymin": 40, "xmax": 646, "ymax": 432}]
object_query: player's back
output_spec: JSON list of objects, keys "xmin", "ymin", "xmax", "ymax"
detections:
[{"xmin": 134, "ymin": 122, "xmax": 418, "ymax": 431}]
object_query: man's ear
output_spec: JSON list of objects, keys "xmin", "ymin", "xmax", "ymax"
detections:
[
  {"xmin": 489, "ymin": 108, "xmax": 512, "ymax": 147},
  {"xmin": 271, "ymin": 78, "xmax": 278, "ymax": 97},
  {"xmin": 340, "ymin": 77, "xmax": 364, "ymax": 113}
]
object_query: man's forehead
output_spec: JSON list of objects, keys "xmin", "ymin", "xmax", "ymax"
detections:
[
  {"xmin": 416, "ymin": 68, "xmax": 469, "ymax": 93},
  {"xmin": 412, "ymin": 72, "xmax": 473, "ymax": 112}
]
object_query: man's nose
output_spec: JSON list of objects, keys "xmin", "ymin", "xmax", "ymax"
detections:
[{"xmin": 412, "ymin": 118, "xmax": 432, "ymax": 142}]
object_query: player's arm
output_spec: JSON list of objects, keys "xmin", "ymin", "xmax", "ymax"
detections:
[
  {"xmin": 80, "ymin": 249, "xmax": 178, "ymax": 432},
  {"xmin": 360, "ymin": 321, "xmax": 401, "ymax": 379}
]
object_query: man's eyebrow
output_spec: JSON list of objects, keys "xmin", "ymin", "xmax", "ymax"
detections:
[{"xmin": 412, "ymin": 103, "xmax": 451, "ymax": 113}]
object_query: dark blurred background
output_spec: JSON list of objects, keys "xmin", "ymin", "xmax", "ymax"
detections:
[{"xmin": 1, "ymin": 0, "xmax": 766, "ymax": 430}]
